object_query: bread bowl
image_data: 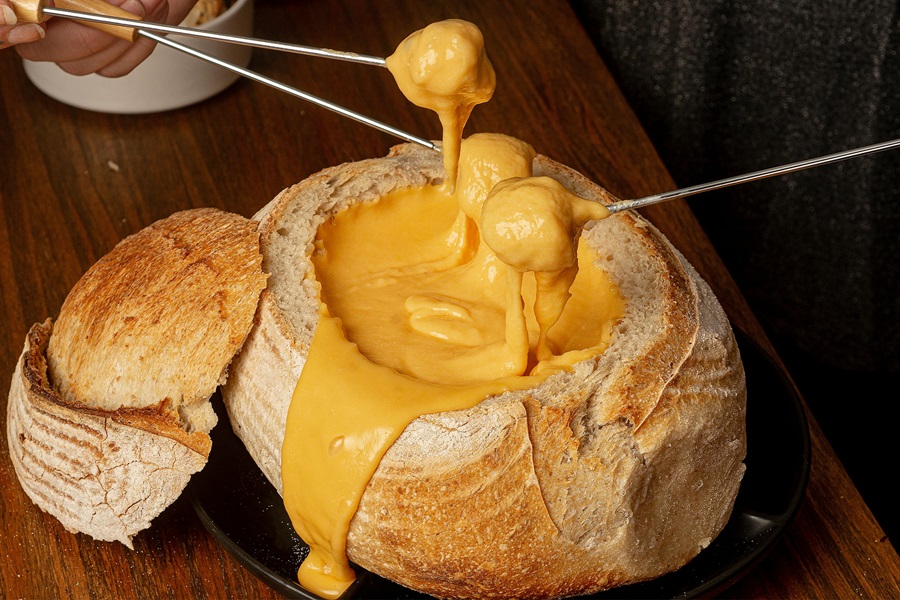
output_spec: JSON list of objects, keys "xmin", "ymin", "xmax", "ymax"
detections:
[{"xmin": 222, "ymin": 142, "xmax": 748, "ymax": 598}]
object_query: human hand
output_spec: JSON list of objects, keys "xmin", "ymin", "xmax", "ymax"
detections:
[
  {"xmin": 4, "ymin": 0, "xmax": 198, "ymax": 77},
  {"xmin": 1, "ymin": 0, "xmax": 46, "ymax": 49}
]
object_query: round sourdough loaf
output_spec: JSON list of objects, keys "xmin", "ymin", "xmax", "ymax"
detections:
[
  {"xmin": 6, "ymin": 208, "xmax": 266, "ymax": 548},
  {"xmin": 222, "ymin": 144, "xmax": 747, "ymax": 599}
]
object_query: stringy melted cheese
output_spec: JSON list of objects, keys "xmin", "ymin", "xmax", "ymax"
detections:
[
  {"xmin": 280, "ymin": 20, "xmax": 622, "ymax": 600},
  {"xmin": 386, "ymin": 19, "xmax": 496, "ymax": 191}
]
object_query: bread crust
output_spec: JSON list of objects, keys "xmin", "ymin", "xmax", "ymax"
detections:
[
  {"xmin": 48, "ymin": 208, "xmax": 267, "ymax": 427},
  {"xmin": 222, "ymin": 145, "xmax": 747, "ymax": 598},
  {"xmin": 7, "ymin": 320, "xmax": 208, "ymax": 548},
  {"xmin": 7, "ymin": 208, "xmax": 267, "ymax": 548}
]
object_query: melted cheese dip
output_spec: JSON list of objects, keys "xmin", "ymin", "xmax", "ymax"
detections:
[
  {"xmin": 282, "ymin": 135, "xmax": 622, "ymax": 598},
  {"xmin": 280, "ymin": 20, "xmax": 621, "ymax": 599}
]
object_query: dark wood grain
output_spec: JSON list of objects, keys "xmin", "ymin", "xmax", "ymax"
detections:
[{"xmin": 1, "ymin": 1, "xmax": 898, "ymax": 598}]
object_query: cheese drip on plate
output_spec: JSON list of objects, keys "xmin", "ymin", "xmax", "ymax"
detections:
[{"xmin": 280, "ymin": 20, "xmax": 620, "ymax": 600}]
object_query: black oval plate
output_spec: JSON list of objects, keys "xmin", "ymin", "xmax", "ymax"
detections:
[{"xmin": 188, "ymin": 329, "xmax": 811, "ymax": 599}]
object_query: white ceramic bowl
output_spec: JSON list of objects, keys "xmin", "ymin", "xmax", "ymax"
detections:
[{"xmin": 23, "ymin": 0, "xmax": 254, "ymax": 113}]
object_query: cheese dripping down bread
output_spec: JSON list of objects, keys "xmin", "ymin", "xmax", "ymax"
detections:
[
  {"xmin": 7, "ymin": 208, "xmax": 266, "ymax": 547},
  {"xmin": 283, "ymin": 134, "xmax": 624, "ymax": 597},
  {"xmin": 218, "ymin": 17, "xmax": 746, "ymax": 600},
  {"xmin": 221, "ymin": 140, "xmax": 747, "ymax": 598}
]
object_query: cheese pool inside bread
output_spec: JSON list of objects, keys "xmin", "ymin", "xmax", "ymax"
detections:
[
  {"xmin": 282, "ymin": 134, "xmax": 623, "ymax": 596},
  {"xmin": 223, "ymin": 142, "xmax": 746, "ymax": 598}
]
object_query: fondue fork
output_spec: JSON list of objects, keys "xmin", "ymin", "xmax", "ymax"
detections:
[
  {"xmin": 10, "ymin": 0, "xmax": 387, "ymax": 64},
  {"xmin": 606, "ymin": 138, "xmax": 900, "ymax": 214},
  {"xmin": 8, "ymin": 0, "xmax": 436, "ymax": 150}
]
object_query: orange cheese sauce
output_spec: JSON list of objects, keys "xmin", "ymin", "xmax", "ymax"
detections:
[
  {"xmin": 281, "ymin": 133, "xmax": 623, "ymax": 598},
  {"xmin": 280, "ymin": 18, "xmax": 622, "ymax": 599}
]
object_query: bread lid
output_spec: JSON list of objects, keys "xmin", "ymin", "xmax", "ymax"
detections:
[{"xmin": 7, "ymin": 207, "xmax": 267, "ymax": 547}]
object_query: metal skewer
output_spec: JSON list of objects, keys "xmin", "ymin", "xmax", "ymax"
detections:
[
  {"xmin": 607, "ymin": 138, "xmax": 900, "ymax": 213},
  {"xmin": 137, "ymin": 30, "xmax": 435, "ymax": 150},
  {"xmin": 41, "ymin": 6, "xmax": 387, "ymax": 66}
]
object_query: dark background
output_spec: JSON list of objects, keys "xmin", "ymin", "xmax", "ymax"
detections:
[{"xmin": 571, "ymin": 0, "xmax": 899, "ymax": 542}]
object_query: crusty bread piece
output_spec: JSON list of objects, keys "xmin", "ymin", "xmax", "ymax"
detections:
[
  {"xmin": 7, "ymin": 208, "xmax": 266, "ymax": 548},
  {"xmin": 222, "ymin": 145, "xmax": 747, "ymax": 598}
]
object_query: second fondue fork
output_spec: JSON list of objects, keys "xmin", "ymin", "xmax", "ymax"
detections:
[{"xmin": 606, "ymin": 138, "xmax": 900, "ymax": 214}]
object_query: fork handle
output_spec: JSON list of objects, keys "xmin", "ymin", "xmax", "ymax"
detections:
[{"xmin": 9, "ymin": 0, "xmax": 141, "ymax": 41}]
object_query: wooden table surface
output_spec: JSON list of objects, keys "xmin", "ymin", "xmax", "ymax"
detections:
[{"xmin": 1, "ymin": 1, "xmax": 898, "ymax": 598}]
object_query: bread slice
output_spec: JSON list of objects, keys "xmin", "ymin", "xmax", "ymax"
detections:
[
  {"xmin": 6, "ymin": 208, "xmax": 266, "ymax": 548},
  {"xmin": 222, "ymin": 145, "xmax": 747, "ymax": 598}
]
